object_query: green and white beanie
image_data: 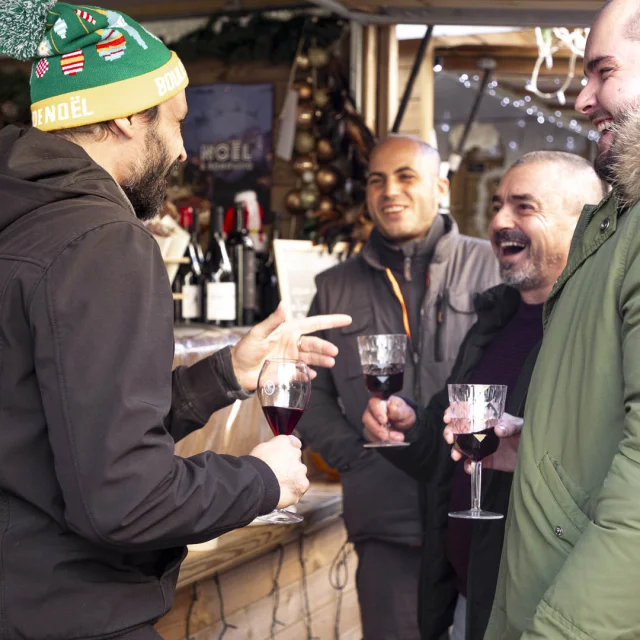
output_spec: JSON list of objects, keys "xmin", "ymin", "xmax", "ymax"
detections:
[{"xmin": 0, "ymin": 0, "xmax": 189, "ymax": 131}]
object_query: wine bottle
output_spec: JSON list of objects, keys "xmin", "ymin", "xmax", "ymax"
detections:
[
  {"xmin": 227, "ymin": 201, "xmax": 256, "ymax": 326},
  {"xmin": 180, "ymin": 207, "xmax": 204, "ymax": 323},
  {"xmin": 258, "ymin": 211, "xmax": 281, "ymax": 320},
  {"xmin": 204, "ymin": 206, "xmax": 237, "ymax": 327}
]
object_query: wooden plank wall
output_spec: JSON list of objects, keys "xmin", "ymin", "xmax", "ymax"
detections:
[{"xmin": 155, "ymin": 518, "xmax": 362, "ymax": 639}]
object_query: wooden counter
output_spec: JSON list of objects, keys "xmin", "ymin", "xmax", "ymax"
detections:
[
  {"xmin": 155, "ymin": 483, "xmax": 361, "ymax": 640},
  {"xmin": 177, "ymin": 483, "xmax": 342, "ymax": 590}
]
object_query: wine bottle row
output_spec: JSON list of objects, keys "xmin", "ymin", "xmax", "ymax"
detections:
[{"xmin": 173, "ymin": 202, "xmax": 280, "ymax": 327}]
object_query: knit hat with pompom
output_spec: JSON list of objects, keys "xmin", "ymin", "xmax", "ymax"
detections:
[{"xmin": 0, "ymin": 1, "xmax": 189, "ymax": 131}]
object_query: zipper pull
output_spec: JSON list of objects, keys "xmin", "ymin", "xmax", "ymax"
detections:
[
  {"xmin": 404, "ymin": 256, "xmax": 412, "ymax": 282},
  {"xmin": 434, "ymin": 293, "xmax": 444, "ymax": 362}
]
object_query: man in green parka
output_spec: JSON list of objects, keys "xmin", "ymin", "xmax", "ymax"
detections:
[{"xmin": 486, "ymin": 0, "xmax": 640, "ymax": 637}]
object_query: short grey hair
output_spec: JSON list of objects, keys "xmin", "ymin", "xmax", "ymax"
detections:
[{"xmin": 511, "ymin": 150, "xmax": 608, "ymax": 202}]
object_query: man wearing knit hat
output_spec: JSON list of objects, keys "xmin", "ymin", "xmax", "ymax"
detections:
[{"xmin": 0, "ymin": 2, "xmax": 350, "ymax": 638}]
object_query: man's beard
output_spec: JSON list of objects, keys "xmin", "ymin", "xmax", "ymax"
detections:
[
  {"xmin": 594, "ymin": 147, "xmax": 616, "ymax": 184},
  {"xmin": 499, "ymin": 258, "xmax": 543, "ymax": 291},
  {"xmin": 592, "ymin": 99, "xmax": 640, "ymax": 184},
  {"xmin": 121, "ymin": 128, "xmax": 179, "ymax": 221},
  {"xmin": 494, "ymin": 229, "xmax": 545, "ymax": 292}
]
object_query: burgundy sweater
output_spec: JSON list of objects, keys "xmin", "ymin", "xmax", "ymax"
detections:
[{"xmin": 446, "ymin": 298, "xmax": 543, "ymax": 597}]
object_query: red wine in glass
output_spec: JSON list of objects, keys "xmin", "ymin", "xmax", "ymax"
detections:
[
  {"xmin": 447, "ymin": 384, "xmax": 507, "ymax": 520},
  {"xmin": 256, "ymin": 358, "xmax": 311, "ymax": 525},
  {"xmin": 454, "ymin": 427, "xmax": 500, "ymax": 462},
  {"xmin": 262, "ymin": 406, "xmax": 305, "ymax": 437},
  {"xmin": 363, "ymin": 364, "xmax": 404, "ymax": 400},
  {"xmin": 357, "ymin": 334, "xmax": 409, "ymax": 449}
]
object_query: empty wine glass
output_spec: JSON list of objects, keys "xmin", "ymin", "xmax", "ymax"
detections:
[
  {"xmin": 357, "ymin": 334, "xmax": 410, "ymax": 449},
  {"xmin": 447, "ymin": 384, "xmax": 508, "ymax": 520},
  {"xmin": 255, "ymin": 358, "xmax": 311, "ymax": 524}
]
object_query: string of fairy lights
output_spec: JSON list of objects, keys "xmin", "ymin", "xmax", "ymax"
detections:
[{"xmin": 434, "ymin": 68, "xmax": 600, "ymax": 153}]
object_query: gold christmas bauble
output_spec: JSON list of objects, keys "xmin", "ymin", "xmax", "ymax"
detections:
[
  {"xmin": 285, "ymin": 189, "xmax": 304, "ymax": 214},
  {"xmin": 301, "ymin": 169, "xmax": 316, "ymax": 184},
  {"xmin": 313, "ymin": 88, "xmax": 330, "ymax": 109},
  {"xmin": 308, "ymin": 47, "xmax": 329, "ymax": 68},
  {"xmin": 316, "ymin": 166, "xmax": 341, "ymax": 194},
  {"xmin": 299, "ymin": 187, "xmax": 319, "ymax": 210},
  {"xmin": 318, "ymin": 195, "xmax": 335, "ymax": 214},
  {"xmin": 295, "ymin": 131, "xmax": 316, "ymax": 155},
  {"xmin": 293, "ymin": 81, "xmax": 313, "ymax": 101},
  {"xmin": 316, "ymin": 138, "xmax": 335, "ymax": 163},
  {"xmin": 296, "ymin": 53, "xmax": 310, "ymax": 71},
  {"xmin": 296, "ymin": 102, "xmax": 315, "ymax": 130},
  {"xmin": 292, "ymin": 155, "xmax": 315, "ymax": 176}
]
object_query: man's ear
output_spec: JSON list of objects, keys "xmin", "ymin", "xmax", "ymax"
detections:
[
  {"xmin": 436, "ymin": 176, "xmax": 450, "ymax": 203},
  {"xmin": 111, "ymin": 116, "xmax": 136, "ymax": 140}
]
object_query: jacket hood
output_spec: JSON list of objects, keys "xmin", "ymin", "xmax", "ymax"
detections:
[
  {"xmin": 0, "ymin": 125, "xmax": 131, "ymax": 234},
  {"xmin": 612, "ymin": 109, "xmax": 640, "ymax": 207}
]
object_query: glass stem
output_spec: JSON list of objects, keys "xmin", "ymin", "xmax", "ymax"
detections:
[{"xmin": 471, "ymin": 460, "xmax": 482, "ymax": 512}]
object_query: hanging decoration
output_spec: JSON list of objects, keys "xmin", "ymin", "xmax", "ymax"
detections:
[
  {"xmin": 526, "ymin": 27, "xmax": 588, "ymax": 105},
  {"xmin": 278, "ymin": 29, "xmax": 377, "ymax": 252},
  {"xmin": 169, "ymin": 13, "xmax": 345, "ymax": 65}
]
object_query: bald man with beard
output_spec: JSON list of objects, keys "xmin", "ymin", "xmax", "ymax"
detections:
[{"xmin": 484, "ymin": 1, "xmax": 640, "ymax": 637}]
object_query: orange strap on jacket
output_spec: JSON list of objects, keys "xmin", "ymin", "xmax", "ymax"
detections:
[{"xmin": 385, "ymin": 268, "xmax": 411, "ymax": 340}]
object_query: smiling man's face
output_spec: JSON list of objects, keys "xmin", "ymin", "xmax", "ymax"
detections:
[
  {"xmin": 366, "ymin": 137, "xmax": 448, "ymax": 244},
  {"xmin": 488, "ymin": 163, "xmax": 576, "ymax": 295},
  {"xmin": 576, "ymin": 0, "xmax": 640, "ymax": 181}
]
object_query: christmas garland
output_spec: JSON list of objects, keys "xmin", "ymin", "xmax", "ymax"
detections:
[{"xmin": 169, "ymin": 13, "xmax": 346, "ymax": 65}]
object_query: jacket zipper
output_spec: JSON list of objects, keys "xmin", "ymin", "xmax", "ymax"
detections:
[
  {"xmin": 414, "ymin": 307, "xmax": 424, "ymax": 398},
  {"xmin": 434, "ymin": 289, "xmax": 448, "ymax": 362},
  {"xmin": 404, "ymin": 256, "xmax": 412, "ymax": 282}
]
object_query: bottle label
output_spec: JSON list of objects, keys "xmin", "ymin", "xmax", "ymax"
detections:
[
  {"xmin": 182, "ymin": 284, "xmax": 201, "ymax": 320},
  {"xmin": 206, "ymin": 282, "xmax": 237, "ymax": 322},
  {"xmin": 244, "ymin": 250, "xmax": 257, "ymax": 311}
]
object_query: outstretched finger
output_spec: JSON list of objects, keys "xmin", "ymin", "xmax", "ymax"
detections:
[
  {"xmin": 298, "ymin": 352, "xmax": 336, "ymax": 370},
  {"xmin": 297, "ymin": 335, "xmax": 340, "ymax": 358},
  {"xmin": 295, "ymin": 314, "xmax": 353, "ymax": 336}
]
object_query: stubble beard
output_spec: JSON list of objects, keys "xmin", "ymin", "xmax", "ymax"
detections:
[{"xmin": 121, "ymin": 128, "xmax": 179, "ymax": 221}]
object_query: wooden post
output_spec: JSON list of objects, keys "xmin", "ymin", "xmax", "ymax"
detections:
[
  {"xmin": 396, "ymin": 38, "xmax": 435, "ymax": 145},
  {"xmin": 421, "ymin": 43, "xmax": 435, "ymax": 146},
  {"xmin": 376, "ymin": 25, "xmax": 398, "ymax": 139},
  {"xmin": 362, "ymin": 24, "xmax": 378, "ymax": 134}
]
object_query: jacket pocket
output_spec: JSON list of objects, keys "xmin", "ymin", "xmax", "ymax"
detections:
[
  {"xmin": 537, "ymin": 453, "xmax": 591, "ymax": 550},
  {"xmin": 434, "ymin": 290, "xmax": 477, "ymax": 363}
]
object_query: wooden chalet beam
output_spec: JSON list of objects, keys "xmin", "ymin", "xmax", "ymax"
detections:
[
  {"xmin": 362, "ymin": 24, "xmax": 378, "ymax": 132},
  {"xmin": 376, "ymin": 25, "xmax": 399, "ymax": 138}
]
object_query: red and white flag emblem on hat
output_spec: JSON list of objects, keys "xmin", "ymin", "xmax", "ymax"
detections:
[
  {"xmin": 96, "ymin": 29, "xmax": 127, "ymax": 61},
  {"xmin": 60, "ymin": 50, "xmax": 85, "ymax": 76},
  {"xmin": 35, "ymin": 58, "xmax": 49, "ymax": 79},
  {"xmin": 75, "ymin": 9, "xmax": 96, "ymax": 25}
]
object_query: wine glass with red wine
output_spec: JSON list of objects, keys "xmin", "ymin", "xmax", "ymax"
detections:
[
  {"xmin": 357, "ymin": 334, "xmax": 410, "ymax": 449},
  {"xmin": 447, "ymin": 384, "xmax": 508, "ymax": 520},
  {"xmin": 256, "ymin": 358, "xmax": 311, "ymax": 524}
]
